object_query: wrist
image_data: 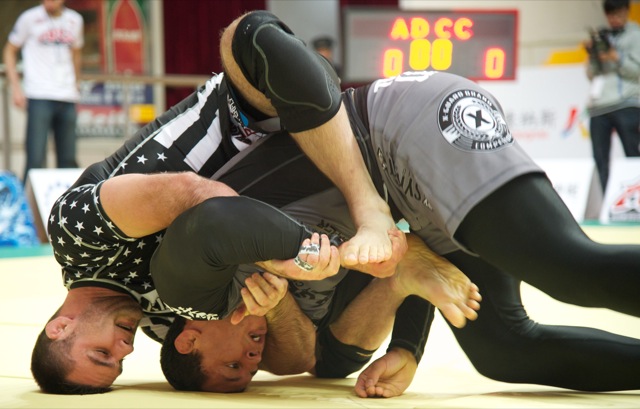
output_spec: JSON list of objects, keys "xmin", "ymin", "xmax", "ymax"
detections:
[{"xmin": 265, "ymin": 291, "xmax": 292, "ymax": 321}]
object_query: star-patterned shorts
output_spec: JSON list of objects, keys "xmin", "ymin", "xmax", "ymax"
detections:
[{"xmin": 49, "ymin": 182, "xmax": 163, "ymax": 295}]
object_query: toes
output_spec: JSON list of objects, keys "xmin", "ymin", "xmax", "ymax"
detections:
[
  {"xmin": 441, "ymin": 305, "xmax": 466, "ymax": 328},
  {"xmin": 467, "ymin": 299, "xmax": 481, "ymax": 311}
]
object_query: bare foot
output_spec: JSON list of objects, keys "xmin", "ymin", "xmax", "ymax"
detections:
[
  {"xmin": 341, "ymin": 229, "xmax": 407, "ymax": 278},
  {"xmin": 391, "ymin": 234, "xmax": 481, "ymax": 328},
  {"xmin": 341, "ymin": 205, "xmax": 397, "ymax": 266}
]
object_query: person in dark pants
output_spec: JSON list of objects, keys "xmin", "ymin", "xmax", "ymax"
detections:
[
  {"xmin": 584, "ymin": 0, "xmax": 640, "ymax": 192},
  {"xmin": 3, "ymin": 0, "xmax": 83, "ymax": 183}
]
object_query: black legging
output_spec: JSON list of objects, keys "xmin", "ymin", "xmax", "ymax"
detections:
[{"xmin": 444, "ymin": 173, "xmax": 640, "ymax": 391}]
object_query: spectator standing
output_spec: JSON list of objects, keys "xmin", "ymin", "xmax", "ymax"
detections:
[
  {"xmin": 584, "ymin": 0, "xmax": 640, "ymax": 192},
  {"xmin": 3, "ymin": 0, "xmax": 84, "ymax": 183}
]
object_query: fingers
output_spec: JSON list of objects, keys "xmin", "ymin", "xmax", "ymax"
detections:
[
  {"xmin": 388, "ymin": 228, "xmax": 408, "ymax": 256},
  {"xmin": 293, "ymin": 233, "xmax": 341, "ymax": 279},
  {"xmin": 355, "ymin": 373, "xmax": 379, "ymax": 398},
  {"xmin": 241, "ymin": 272, "xmax": 288, "ymax": 316},
  {"xmin": 229, "ymin": 304, "xmax": 247, "ymax": 325}
]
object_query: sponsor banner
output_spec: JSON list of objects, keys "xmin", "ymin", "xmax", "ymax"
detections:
[
  {"xmin": 479, "ymin": 64, "xmax": 626, "ymax": 160},
  {"xmin": 69, "ymin": 0, "xmax": 153, "ymax": 138},
  {"xmin": 600, "ymin": 158, "xmax": 640, "ymax": 224},
  {"xmin": 534, "ymin": 158, "xmax": 600, "ymax": 222},
  {"xmin": 0, "ymin": 171, "xmax": 39, "ymax": 247},
  {"xmin": 25, "ymin": 168, "xmax": 85, "ymax": 242},
  {"xmin": 109, "ymin": 0, "xmax": 146, "ymax": 74},
  {"xmin": 77, "ymin": 81, "xmax": 153, "ymax": 137}
]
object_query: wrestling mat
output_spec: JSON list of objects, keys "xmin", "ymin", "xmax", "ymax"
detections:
[{"xmin": 1, "ymin": 225, "xmax": 638, "ymax": 408}]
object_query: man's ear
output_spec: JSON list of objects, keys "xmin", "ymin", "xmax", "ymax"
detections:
[
  {"xmin": 174, "ymin": 329, "xmax": 200, "ymax": 354},
  {"xmin": 45, "ymin": 316, "xmax": 74, "ymax": 340}
]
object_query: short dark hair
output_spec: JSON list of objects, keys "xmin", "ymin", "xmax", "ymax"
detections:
[
  {"xmin": 604, "ymin": 0, "xmax": 630, "ymax": 14},
  {"xmin": 160, "ymin": 316, "xmax": 206, "ymax": 391},
  {"xmin": 312, "ymin": 36, "xmax": 334, "ymax": 50},
  {"xmin": 31, "ymin": 314, "xmax": 111, "ymax": 395}
]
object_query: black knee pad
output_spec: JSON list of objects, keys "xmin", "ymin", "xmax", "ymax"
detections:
[
  {"xmin": 314, "ymin": 327, "xmax": 376, "ymax": 378},
  {"xmin": 231, "ymin": 11, "xmax": 341, "ymax": 132}
]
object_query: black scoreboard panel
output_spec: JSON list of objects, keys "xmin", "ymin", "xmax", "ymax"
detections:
[{"xmin": 343, "ymin": 7, "xmax": 518, "ymax": 82}]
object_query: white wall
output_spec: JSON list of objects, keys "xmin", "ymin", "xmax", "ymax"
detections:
[{"xmin": 267, "ymin": 0, "xmax": 342, "ymax": 65}]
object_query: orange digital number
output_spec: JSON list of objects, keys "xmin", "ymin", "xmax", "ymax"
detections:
[
  {"xmin": 484, "ymin": 47, "xmax": 506, "ymax": 79},
  {"xmin": 383, "ymin": 48, "xmax": 404, "ymax": 77},
  {"xmin": 409, "ymin": 39, "xmax": 431, "ymax": 70},
  {"xmin": 431, "ymin": 38, "xmax": 453, "ymax": 70},
  {"xmin": 384, "ymin": 38, "xmax": 453, "ymax": 77}
]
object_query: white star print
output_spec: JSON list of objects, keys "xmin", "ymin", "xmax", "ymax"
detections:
[
  {"xmin": 82, "ymin": 203, "xmax": 90, "ymax": 213},
  {"xmin": 142, "ymin": 282, "xmax": 152, "ymax": 289},
  {"xmin": 129, "ymin": 271, "xmax": 138, "ymax": 278},
  {"xmin": 157, "ymin": 152, "xmax": 167, "ymax": 161},
  {"xmin": 137, "ymin": 155, "xmax": 148, "ymax": 164},
  {"xmin": 93, "ymin": 226, "xmax": 103, "ymax": 235},
  {"xmin": 133, "ymin": 258, "xmax": 143, "ymax": 265},
  {"xmin": 75, "ymin": 221, "xmax": 84, "ymax": 231},
  {"xmin": 137, "ymin": 241, "xmax": 146, "ymax": 249},
  {"xmin": 69, "ymin": 201, "xmax": 77, "ymax": 209},
  {"xmin": 57, "ymin": 237, "xmax": 66, "ymax": 246},
  {"xmin": 58, "ymin": 216, "xmax": 68, "ymax": 227}
]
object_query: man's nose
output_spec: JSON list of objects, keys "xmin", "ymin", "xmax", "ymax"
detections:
[
  {"xmin": 116, "ymin": 338, "xmax": 135, "ymax": 357},
  {"xmin": 246, "ymin": 349, "xmax": 261, "ymax": 361}
]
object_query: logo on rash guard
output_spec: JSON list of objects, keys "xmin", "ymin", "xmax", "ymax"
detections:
[
  {"xmin": 166, "ymin": 305, "xmax": 220, "ymax": 321},
  {"xmin": 438, "ymin": 89, "xmax": 513, "ymax": 152},
  {"xmin": 227, "ymin": 94, "xmax": 267, "ymax": 146}
]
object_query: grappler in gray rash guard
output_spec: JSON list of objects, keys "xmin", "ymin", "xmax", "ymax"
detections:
[{"xmin": 207, "ymin": 10, "xmax": 640, "ymax": 396}]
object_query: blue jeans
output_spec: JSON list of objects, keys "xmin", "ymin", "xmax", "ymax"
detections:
[
  {"xmin": 24, "ymin": 99, "xmax": 78, "ymax": 183},
  {"xmin": 589, "ymin": 107, "xmax": 640, "ymax": 192}
]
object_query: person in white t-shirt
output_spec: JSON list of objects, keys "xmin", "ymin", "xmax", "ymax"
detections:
[{"xmin": 3, "ymin": 0, "xmax": 84, "ymax": 183}]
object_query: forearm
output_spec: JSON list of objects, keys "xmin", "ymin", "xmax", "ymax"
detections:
[
  {"xmin": 3, "ymin": 43, "xmax": 21, "ymax": 87},
  {"xmin": 72, "ymin": 48, "xmax": 82, "ymax": 84},
  {"xmin": 617, "ymin": 46, "xmax": 640, "ymax": 78},
  {"xmin": 290, "ymin": 104, "xmax": 391, "ymax": 228},
  {"xmin": 100, "ymin": 172, "xmax": 239, "ymax": 237},
  {"xmin": 260, "ymin": 292, "xmax": 317, "ymax": 375}
]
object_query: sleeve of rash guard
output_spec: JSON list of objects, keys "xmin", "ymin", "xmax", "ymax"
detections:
[
  {"xmin": 387, "ymin": 296, "xmax": 435, "ymax": 364},
  {"xmin": 150, "ymin": 196, "xmax": 312, "ymax": 317}
]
